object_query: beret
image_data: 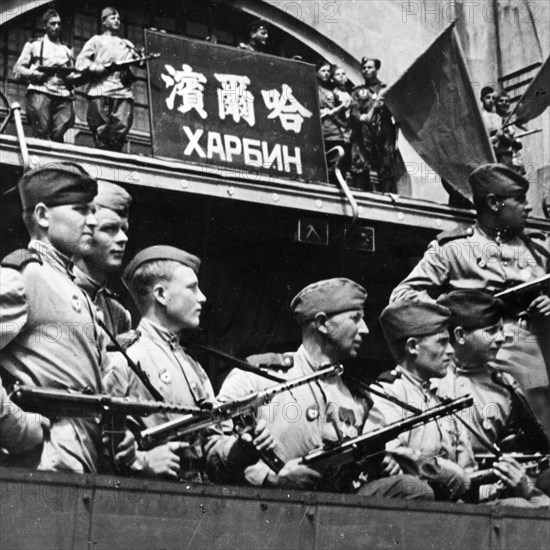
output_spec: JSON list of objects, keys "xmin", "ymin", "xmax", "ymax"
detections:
[
  {"xmin": 18, "ymin": 162, "xmax": 97, "ymax": 211},
  {"xmin": 290, "ymin": 278, "xmax": 367, "ymax": 324},
  {"xmin": 101, "ymin": 7, "xmax": 118, "ymax": 20},
  {"xmin": 95, "ymin": 181, "xmax": 132, "ymax": 217},
  {"xmin": 379, "ymin": 300, "xmax": 451, "ymax": 341},
  {"xmin": 123, "ymin": 245, "xmax": 200, "ymax": 286},
  {"xmin": 469, "ymin": 163, "xmax": 529, "ymax": 198},
  {"xmin": 437, "ymin": 290, "xmax": 504, "ymax": 330}
]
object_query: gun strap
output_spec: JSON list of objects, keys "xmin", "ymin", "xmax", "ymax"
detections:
[
  {"xmin": 97, "ymin": 317, "xmax": 164, "ymax": 402},
  {"xmin": 184, "ymin": 340, "xmax": 286, "ymax": 383}
]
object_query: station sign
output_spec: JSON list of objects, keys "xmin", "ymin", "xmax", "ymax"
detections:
[{"xmin": 145, "ymin": 29, "xmax": 327, "ymax": 183}]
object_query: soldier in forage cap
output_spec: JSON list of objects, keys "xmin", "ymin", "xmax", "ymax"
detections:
[
  {"xmin": 76, "ymin": 7, "xmax": 139, "ymax": 151},
  {"xmin": 212, "ymin": 278, "xmax": 433, "ymax": 498},
  {"xmin": 75, "ymin": 181, "xmax": 133, "ymax": 336},
  {"xmin": 238, "ymin": 19, "xmax": 270, "ymax": 53},
  {"xmin": 0, "ymin": 163, "xmax": 134, "ymax": 472},
  {"xmin": 364, "ymin": 300, "xmax": 476, "ymax": 501},
  {"xmin": 390, "ymin": 163, "xmax": 550, "ymax": 439},
  {"xmin": 13, "ymin": 9, "xmax": 76, "ymax": 142},
  {"xmin": 104, "ymin": 245, "xmax": 275, "ymax": 481}
]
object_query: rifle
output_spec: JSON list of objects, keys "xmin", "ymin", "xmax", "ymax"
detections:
[
  {"xmin": 9, "ymin": 384, "xmax": 202, "ymax": 472},
  {"xmin": 301, "ymin": 395, "xmax": 473, "ymax": 473},
  {"xmin": 138, "ymin": 363, "xmax": 344, "ymax": 474},
  {"xmin": 491, "ymin": 370, "xmax": 549, "ymax": 453},
  {"xmin": 71, "ymin": 52, "xmax": 160, "ymax": 88}
]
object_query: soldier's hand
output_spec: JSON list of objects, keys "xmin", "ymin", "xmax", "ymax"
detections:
[
  {"xmin": 381, "ymin": 453, "xmax": 403, "ymax": 476},
  {"xmin": 114, "ymin": 430, "xmax": 137, "ymax": 468},
  {"xmin": 267, "ymin": 458, "xmax": 322, "ymax": 489},
  {"xmin": 90, "ymin": 62, "xmax": 107, "ymax": 75},
  {"xmin": 493, "ymin": 455, "xmax": 532, "ymax": 498},
  {"xmin": 31, "ymin": 70, "xmax": 46, "ymax": 83},
  {"xmin": 145, "ymin": 441, "xmax": 188, "ymax": 479},
  {"xmin": 240, "ymin": 419, "xmax": 276, "ymax": 453},
  {"xmin": 528, "ymin": 294, "xmax": 550, "ymax": 316}
]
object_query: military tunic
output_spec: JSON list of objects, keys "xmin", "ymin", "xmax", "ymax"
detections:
[
  {"xmin": 437, "ymin": 362, "xmax": 513, "ymax": 453},
  {"xmin": 390, "ymin": 223, "xmax": 550, "ymax": 390},
  {"xmin": 363, "ymin": 367, "xmax": 476, "ymax": 478},
  {"xmin": 0, "ymin": 240, "xmax": 106, "ymax": 472},
  {"xmin": 216, "ymin": 345, "xmax": 367, "ymax": 487},
  {"xmin": 74, "ymin": 266, "xmax": 131, "ymax": 337},
  {"xmin": 104, "ymin": 318, "xmax": 227, "ymax": 481},
  {"xmin": 13, "ymin": 35, "xmax": 75, "ymax": 141}
]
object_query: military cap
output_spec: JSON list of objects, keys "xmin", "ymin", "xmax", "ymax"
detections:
[
  {"xmin": 18, "ymin": 162, "xmax": 97, "ymax": 212},
  {"xmin": 469, "ymin": 163, "xmax": 529, "ymax": 198},
  {"xmin": 379, "ymin": 300, "xmax": 451, "ymax": 341},
  {"xmin": 95, "ymin": 181, "xmax": 132, "ymax": 217},
  {"xmin": 437, "ymin": 290, "xmax": 504, "ymax": 330},
  {"xmin": 480, "ymin": 85, "xmax": 496, "ymax": 99},
  {"xmin": 249, "ymin": 19, "xmax": 269, "ymax": 32},
  {"xmin": 123, "ymin": 245, "xmax": 200, "ymax": 286},
  {"xmin": 101, "ymin": 6, "xmax": 118, "ymax": 21},
  {"xmin": 290, "ymin": 278, "xmax": 367, "ymax": 324}
]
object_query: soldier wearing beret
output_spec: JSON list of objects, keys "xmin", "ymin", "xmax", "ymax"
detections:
[
  {"xmin": 437, "ymin": 290, "xmax": 549, "ymax": 506},
  {"xmin": 238, "ymin": 20, "xmax": 269, "ymax": 53},
  {"xmin": 0, "ymin": 163, "xmax": 133, "ymax": 472},
  {"xmin": 364, "ymin": 300, "xmax": 476, "ymax": 501},
  {"xmin": 75, "ymin": 181, "xmax": 133, "ymax": 337},
  {"xmin": 75, "ymin": 7, "xmax": 139, "ymax": 151},
  {"xmin": 104, "ymin": 245, "xmax": 275, "ymax": 481},
  {"xmin": 213, "ymin": 278, "xmax": 433, "ymax": 498},
  {"xmin": 391, "ymin": 163, "xmax": 550, "ymax": 438}
]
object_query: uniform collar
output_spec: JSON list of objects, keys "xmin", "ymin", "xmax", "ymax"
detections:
[
  {"xmin": 452, "ymin": 357, "xmax": 487, "ymax": 376},
  {"xmin": 396, "ymin": 365, "xmax": 435, "ymax": 395},
  {"xmin": 73, "ymin": 265, "xmax": 114, "ymax": 300},
  {"xmin": 29, "ymin": 239, "xmax": 75, "ymax": 279},
  {"xmin": 138, "ymin": 317, "xmax": 180, "ymax": 350}
]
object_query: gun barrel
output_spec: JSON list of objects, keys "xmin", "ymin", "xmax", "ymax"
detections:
[{"xmin": 302, "ymin": 395, "xmax": 473, "ymax": 469}]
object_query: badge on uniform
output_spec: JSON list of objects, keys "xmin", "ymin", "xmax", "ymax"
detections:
[
  {"xmin": 160, "ymin": 370, "xmax": 171, "ymax": 384},
  {"xmin": 306, "ymin": 404, "xmax": 320, "ymax": 422},
  {"xmin": 477, "ymin": 257, "xmax": 487, "ymax": 269},
  {"xmin": 71, "ymin": 295, "xmax": 82, "ymax": 313},
  {"xmin": 482, "ymin": 419, "xmax": 493, "ymax": 431}
]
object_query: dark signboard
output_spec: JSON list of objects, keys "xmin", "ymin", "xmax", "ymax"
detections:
[{"xmin": 145, "ymin": 30, "xmax": 327, "ymax": 183}]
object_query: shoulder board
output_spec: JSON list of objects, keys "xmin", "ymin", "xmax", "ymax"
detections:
[
  {"xmin": 1, "ymin": 249, "xmax": 42, "ymax": 270},
  {"xmin": 436, "ymin": 224, "xmax": 474, "ymax": 245},
  {"xmin": 524, "ymin": 230, "xmax": 547, "ymax": 241},
  {"xmin": 113, "ymin": 329, "xmax": 141, "ymax": 352},
  {"xmin": 246, "ymin": 352, "xmax": 294, "ymax": 370},
  {"xmin": 376, "ymin": 369, "xmax": 402, "ymax": 384},
  {"xmin": 29, "ymin": 37, "xmax": 42, "ymax": 43}
]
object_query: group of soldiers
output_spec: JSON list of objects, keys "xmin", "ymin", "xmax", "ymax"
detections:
[
  {"xmin": 317, "ymin": 56, "xmax": 399, "ymax": 193},
  {"xmin": 14, "ymin": 7, "xmax": 140, "ymax": 151},
  {"xmin": 1, "ymin": 159, "xmax": 549, "ymax": 507}
]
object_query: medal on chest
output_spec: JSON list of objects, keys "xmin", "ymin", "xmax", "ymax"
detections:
[
  {"xmin": 71, "ymin": 295, "xmax": 82, "ymax": 313},
  {"xmin": 306, "ymin": 404, "xmax": 320, "ymax": 422}
]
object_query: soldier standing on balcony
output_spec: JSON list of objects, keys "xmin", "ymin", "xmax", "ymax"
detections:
[
  {"xmin": 13, "ymin": 9, "xmax": 76, "ymax": 142},
  {"xmin": 76, "ymin": 7, "xmax": 139, "ymax": 152},
  {"xmin": 238, "ymin": 20, "xmax": 270, "ymax": 53}
]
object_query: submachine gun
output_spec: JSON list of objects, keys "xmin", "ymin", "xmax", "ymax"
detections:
[{"xmin": 299, "ymin": 395, "xmax": 473, "ymax": 475}]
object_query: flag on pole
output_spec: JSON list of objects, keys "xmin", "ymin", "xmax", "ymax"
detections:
[
  {"xmin": 506, "ymin": 55, "xmax": 550, "ymax": 126},
  {"xmin": 383, "ymin": 21, "xmax": 496, "ymax": 204}
]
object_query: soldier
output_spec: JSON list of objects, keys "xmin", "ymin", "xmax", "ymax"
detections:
[
  {"xmin": 238, "ymin": 20, "xmax": 269, "ymax": 53},
  {"xmin": 212, "ymin": 278, "xmax": 433, "ymax": 498},
  {"xmin": 104, "ymin": 246, "xmax": 274, "ymax": 481},
  {"xmin": 390, "ymin": 163, "xmax": 550, "ymax": 438},
  {"xmin": 365, "ymin": 300, "xmax": 476, "ymax": 501},
  {"xmin": 0, "ymin": 163, "xmax": 128, "ymax": 472},
  {"xmin": 75, "ymin": 7, "xmax": 139, "ymax": 151},
  {"xmin": 13, "ymin": 9, "xmax": 76, "ymax": 142},
  {"xmin": 349, "ymin": 57, "xmax": 398, "ymax": 192},
  {"xmin": 74, "ymin": 181, "xmax": 132, "ymax": 336},
  {"xmin": 436, "ymin": 290, "xmax": 549, "ymax": 453}
]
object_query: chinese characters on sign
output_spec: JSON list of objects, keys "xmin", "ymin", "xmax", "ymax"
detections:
[{"xmin": 147, "ymin": 30, "xmax": 326, "ymax": 182}]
